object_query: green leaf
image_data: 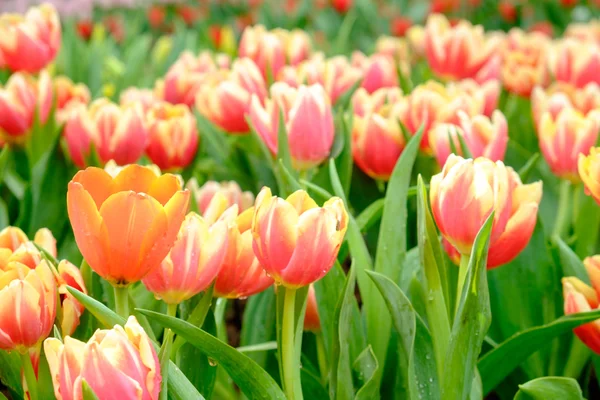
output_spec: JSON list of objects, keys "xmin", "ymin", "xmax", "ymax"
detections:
[
  {"xmin": 334, "ymin": 112, "xmax": 354, "ymax": 198},
  {"xmin": 366, "ymin": 270, "xmax": 440, "ymax": 400},
  {"xmin": 0, "ymin": 146, "xmax": 10, "ymax": 184},
  {"xmin": 237, "ymin": 342, "xmax": 278, "ymax": 353},
  {"xmin": 82, "ymin": 380, "xmax": 101, "ymax": 400},
  {"xmin": 355, "ymin": 198, "xmax": 384, "ymax": 233},
  {"xmin": 353, "ymin": 346, "xmax": 380, "ymax": 400},
  {"xmin": 574, "ymin": 188, "xmax": 600, "ymax": 258},
  {"xmin": 0, "ymin": 350, "xmax": 23, "ymax": 397},
  {"xmin": 277, "ymin": 159, "xmax": 303, "ymax": 193},
  {"xmin": 301, "ymin": 367, "xmax": 329, "ymax": 399},
  {"xmin": 456, "ymin": 129, "xmax": 472, "ymax": 159},
  {"xmin": 518, "ymin": 153, "xmax": 540, "ymax": 182},
  {"xmin": 240, "ymin": 288, "xmax": 277, "ymax": 367},
  {"xmin": 416, "ymin": 175, "xmax": 451, "ymax": 383},
  {"xmin": 480, "ymin": 308, "xmax": 600, "ymax": 395},
  {"xmin": 276, "ymin": 106, "xmax": 295, "ymax": 191},
  {"xmin": 367, "ymin": 126, "xmax": 424, "ymax": 382},
  {"xmin": 553, "ymin": 236, "xmax": 589, "ymax": 284},
  {"xmin": 513, "ymin": 377, "xmax": 584, "ymax": 400},
  {"xmin": 442, "ymin": 213, "xmax": 494, "ymax": 400},
  {"xmin": 335, "ymin": 78, "xmax": 363, "ymax": 111},
  {"xmin": 138, "ymin": 309, "xmax": 287, "ymax": 400},
  {"xmin": 330, "ymin": 264, "xmax": 357, "ymax": 400},
  {"xmin": 195, "ymin": 110, "xmax": 229, "ymax": 164}
]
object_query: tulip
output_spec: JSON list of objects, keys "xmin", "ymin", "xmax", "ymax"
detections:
[
  {"xmin": 187, "ymin": 179, "xmax": 254, "ymax": 217},
  {"xmin": 0, "ymin": 70, "xmax": 52, "ymax": 143},
  {"xmin": 249, "ymin": 82, "xmax": 334, "ymax": 170},
  {"xmin": 549, "ymin": 39, "xmax": 600, "ymax": 88},
  {"xmin": 252, "ymin": 187, "xmax": 348, "ymax": 288},
  {"xmin": 352, "ymin": 87, "xmax": 404, "ymax": 118},
  {"xmin": 56, "ymin": 260, "xmax": 87, "ymax": 336},
  {"xmin": 0, "ymin": 4, "xmax": 61, "ymax": 73},
  {"xmin": 67, "ymin": 164, "xmax": 190, "ymax": 286},
  {"xmin": 375, "ymin": 36, "xmax": 411, "ymax": 62},
  {"xmin": 538, "ymin": 108, "xmax": 600, "ymax": 181},
  {"xmin": 54, "ymin": 76, "xmax": 91, "ymax": 124},
  {"xmin": 0, "ymin": 226, "xmax": 56, "ymax": 259},
  {"xmin": 562, "ymin": 276, "xmax": 600, "ymax": 354},
  {"xmin": 532, "ymin": 83, "xmax": 600, "ymax": 127},
  {"xmin": 120, "ymin": 87, "xmax": 160, "ymax": 113},
  {"xmin": 143, "ymin": 213, "xmax": 228, "ymax": 304},
  {"xmin": 429, "ymin": 110, "xmax": 508, "ymax": 166},
  {"xmin": 214, "ymin": 207, "xmax": 274, "ymax": 298},
  {"xmin": 0, "ymin": 260, "xmax": 56, "ymax": 352},
  {"xmin": 501, "ymin": 29, "xmax": 550, "ymax": 97},
  {"xmin": 578, "ymin": 147, "xmax": 600, "ymax": 205},
  {"xmin": 303, "ymin": 285, "xmax": 321, "ymax": 332},
  {"xmin": 145, "ymin": 102, "xmax": 199, "ymax": 170},
  {"xmin": 44, "ymin": 316, "xmax": 161, "ymax": 400},
  {"xmin": 352, "ymin": 101, "xmax": 407, "ymax": 180},
  {"xmin": 155, "ymin": 51, "xmax": 228, "ymax": 107},
  {"xmin": 423, "ymin": 14, "xmax": 501, "ymax": 83},
  {"xmin": 239, "ymin": 25, "xmax": 287, "ymax": 80},
  {"xmin": 431, "ymin": 155, "xmax": 542, "ymax": 268},
  {"xmin": 565, "ymin": 21, "xmax": 600, "ymax": 44},
  {"xmin": 195, "ymin": 58, "xmax": 267, "ymax": 134},
  {"xmin": 63, "ymin": 99, "xmax": 147, "ymax": 167},
  {"xmin": 454, "ymin": 79, "xmax": 500, "ymax": 118},
  {"xmin": 351, "ymin": 52, "xmax": 398, "ymax": 94}
]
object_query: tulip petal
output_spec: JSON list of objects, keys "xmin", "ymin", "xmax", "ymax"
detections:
[{"xmin": 70, "ymin": 168, "xmax": 114, "ymax": 209}]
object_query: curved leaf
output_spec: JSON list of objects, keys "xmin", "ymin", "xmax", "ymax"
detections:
[{"xmin": 513, "ymin": 377, "xmax": 584, "ymax": 400}]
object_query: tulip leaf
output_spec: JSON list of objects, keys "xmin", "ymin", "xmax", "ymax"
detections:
[
  {"xmin": 442, "ymin": 212, "xmax": 494, "ymax": 400},
  {"xmin": 66, "ymin": 287, "xmax": 204, "ymax": 400},
  {"xmin": 353, "ymin": 346, "xmax": 380, "ymax": 400},
  {"xmin": 0, "ymin": 146, "xmax": 10, "ymax": 184},
  {"xmin": 456, "ymin": 130, "xmax": 472, "ymax": 159},
  {"xmin": 194, "ymin": 110, "xmax": 229, "ymax": 164},
  {"xmin": 367, "ymin": 126, "xmax": 424, "ymax": 382},
  {"xmin": 416, "ymin": 175, "xmax": 451, "ymax": 383},
  {"xmin": 334, "ymin": 112, "xmax": 354, "ymax": 198},
  {"xmin": 240, "ymin": 288, "xmax": 277, "ymax": 367},
  {"xmin": 335, "ymin": 77, "xmax": 363, "ymax": 111},
  {"xmin": 574, "ymin": 189, "xmax": 600, "ymax": 258},
  {"xmin": 366, "ymin": 270, "xmax": 440, "ymax": 400},
  {"xmin": 329, "ymin": 263, "xmax": 358, "ymax": 400},
  {"xmin": 276, "ymin": 106, "xmax": 296, "ymax": 192},
  {"xmin": 517, "ymin": 153, "xmax": 540, "ymax": 182},
  {"xmin": 0, "ymin": 350, "xmax": 23, "ymax": 398},
  {"xmin": 479, "ymin": 308, "xmax": 600, "ymax": 395},
  {"xmin": 277, "ymin": 159, "xmax": 303, "ymax": 193},
  {"xmin": 513, "ymin": 377, "xmax": 584, "ymax": 400},
  {"xmin": 81, "ymin": 380, "xmax": 101, "ymax": 400},
  {"xmin": 138, "ymin": 309, "xmax": 287, "ymax": 400},
  {"xmin": 553, "ymin": 236, "xmax": 589, "ymax": 284}
]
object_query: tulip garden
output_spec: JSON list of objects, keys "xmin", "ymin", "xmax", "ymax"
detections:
[{"xmin": 4, "ymin": 0, "xmax": 600, "ymax": 399}]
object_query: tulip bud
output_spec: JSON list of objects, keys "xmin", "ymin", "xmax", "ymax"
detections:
[
  {"xmin": 63, "ymin": 99, "xmax": 147, "ymax": 167},
  {"xmin": 539, "ymin": 108, "xmax": 600, "ymax": 181},
  {"xmin": 0, "ymin": 70, "xmax": 52, "ymax": 143},
  {"xmin": 252, "ymin": 188, "xmax": 348, "ymax": 288},
  {"xmin": 0, "ymin": 226, "xmax": 30, "ymax": 252},
  {"xmin": 562, "ymin": 277, "xmax": 600, "ymax": 354},
  {"xmin": 0, "ymin": 4, "xmax": 61, "ymax": 73},
  {"xmin": 424, "ymin": 14, "xmax": 501, "ymax": 83},
  {"xmin": 249, "ymin": 82, "xmax": 334, "ymax": 170},
  {"xmin": 195, "ymin": 58, "xmax": 267, "ymax": 134},
  {"xmin": 143, "ymin": 213, "xmax": 229, "ymax": 304},
  {"xmin": 67, "ymin": 165, "xmax": 190, "ymax": 286},
  {"xmin": 351, "ymin": 52, "xmax": 398, "ymax": 94},
  {"xmin": 431, "ymin": 155, "xmax": 542, "ymax": 268},
  {"xmin": 44, "ymin": 316, "xmax": 161, "ymax": 400},
  {"xmin": 429, "ymin": 110, "xmax": 508, "ymax": 166},
  {"xmin": 54, "ymin": 76, "xmax": 91, "ymax": 124},
  {"xmin": 214, "ymin": 207, "xmax": 274, "ymax": 298},
  {"xmin": 549, "ymin": 39, "xmax": 600, "ymax": 88},
  {"xmin": 303, "ymin": 285, "xmax": 321, "ymax": 332},
  {"xmin": 0, "ymin": 260, "xmax": 56, "ymax": 352},
  {"xmin": 56, "ymin": 260, "xmax": 87, "ymax": 336},
  {"xmin": 145, "ymin": 102, "xmax": 199, "ymax": 170}
]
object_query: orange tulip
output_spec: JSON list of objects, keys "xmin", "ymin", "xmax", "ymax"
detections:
[
  {"xmin": 156, "ymin": 51, "xmax": 229, "ymax": 107},
  {"xmin": 145, "ymin": 102, "xmax": 199, "ymax": 170},
  {"xmin": 431, "ymin": 155, "xmax": 542, "ymax": 268},
  {"xmin": 0, "ymin": 4, "xmax": 61, "ymax": 73},
  {"xmin": 249, "ymin": 82, "xmax": 334, "ymax": 170},
  {"xmin": 214, "ymin": 207, "xmax": 274, "ymax": 298},
  {"xmin": 303, "ymin": 285, "xmax": 321, "ymax": 332},
  {"xmin": 56, "ymin": 260, "xmax": 87, "ymax": 336},
  {"xmin": 0, "ymin": 70, "xmax": 52, "ymax": 143},
  {"xmin": 67, "ymin": 164, "xmax": 190, "ymax": 286},
  {"xmin": 578, "ymin": 147, "xmax": 600, "ymax": 205},
  {"xmin": 429, "ymin": 110, "xmax": 508, "ymax": 166},
  {"xmin": 501, "ymin": 29, "xmax": 550, "ymax": 97},
  {"xmin": 195, "ymin": 58, "xmax": 267, "ymax": 134},
  {"xmin": 252, "ymin": 188, "xmax": 348, "ymax": 288},
  {"xmin": 423, "ymin": 14, "xmax": 501, "ymax": 83},
  {"xmin": 0, "ymin": 260, "xmax": 56, "ymax": 352},
  {"xmin": 187, "ymin": 179, "xmax": 255, "ymax": 217},
  {"xmin": 549, "ymin": 39, "xmax": 600, "ymax": 88},
  {"xmin": 538, "ymin": 108, "xmax": 600, "ymax": 181},
  {"xmin": 54, "ymin": 76, "xmax": 91, "ymax": 124},
  {"xmin": 44, "ymin": 316, "xmax": 161, "ymax": 400},
  {"xmin": 63, "ymin": 99, "xmax": 147, "ymax": 167},
  {"xmin": 143, "ymin": 212, "xmax": 228, "ymax": 304},
  {"xmin": 351, "ymin": 52, "xmax": 398, "ymax": 94},
  {"xmin": 563, "ymin": 270, "xmax": 600, "ymax": 354}
]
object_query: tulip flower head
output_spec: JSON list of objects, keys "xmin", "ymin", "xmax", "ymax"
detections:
[
  {"xmin": 145, "ymin": 102, "xmax": 199, "ymax": 170},
  {"xmin": 44, "ymin": 316, "xmax": 161, "ymax": 400},
  {"xmin": 303, "ymin": 285, "xmax": 321, "ymax": 332},
  {"xmin": 252, "ymin": 188, "xmax": 348, "ymax": 288},
  {"xmin": 63, "ymin": 99, "xmax": 147, "ymax": 168},
  {"xmin": 67, "ymin": 164, "xmax": 190, "ymax": 286},
  {"xmin": 538, "ymin": 108, "xmax": 600, "ymax": 181},
  {"xmin": 215, "ymin": 206, "xmax": 274, "ymax": 298},
  {"xmin": 549, "ymin": 39, "xmax": 600, "ymax": 88},
  {"xmin": 187, "ymin": 179, "xmax": 255, "ymax": 217},
  {"xmin": 120, "ymin": 87, "xmax": 160, "ymax": 113},
  {"xmin": 0, "ymin": 4, "xmax": 61, "ymax": 73},
  {"xmin": 54, "ymin": 76, "xmax": 91, "ymax": 124},
  {"xmin": 351, "ymin": 52, "xmax": 399, "ymax": 94},
  {"xmin": 532, "ymin": 83, "xmax": 600, "ymax": 128},
  {"xmin": 578, "ymin": 147, "xmax": 600, "ymax": 205},
  {"xmin": 249, "ymin": 82, "xmax": 335, "ymax": 170},
  {"xmin": 431, "ymin": 155, "xmax": 542, "ymax": 268}
]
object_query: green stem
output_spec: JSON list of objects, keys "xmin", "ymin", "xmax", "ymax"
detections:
[
  {"xmin": 456, "ymin": 254, "xmax": 470, "ymax": 316},
  {"xmin": 20, "ymin": 352, "xmax": 38, "ymax": 400},
  {"xmin": 315, "ymin": 332, "xmax": 328, "ymax": 384},
  {"xmin": 282, "ymin": 288, "xmax": 298, "ymax": 399},
  {"xmin": 564, "ymin": 339, "xmax": 592, "ymax": 378},
  {"xmin": 553, "ymin": 180, "xmax": 572, "ymax": 239},
  {"xmin": 214, "ymin": 298, "xmax": 228, "ymax": 343},
  {"xmin": 114, "ymin": 285, "xmax": 129, "ymax": 319},
  {"xmin": 172, "ymin": 284, "xmax": 214, "ymax": 357}
]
